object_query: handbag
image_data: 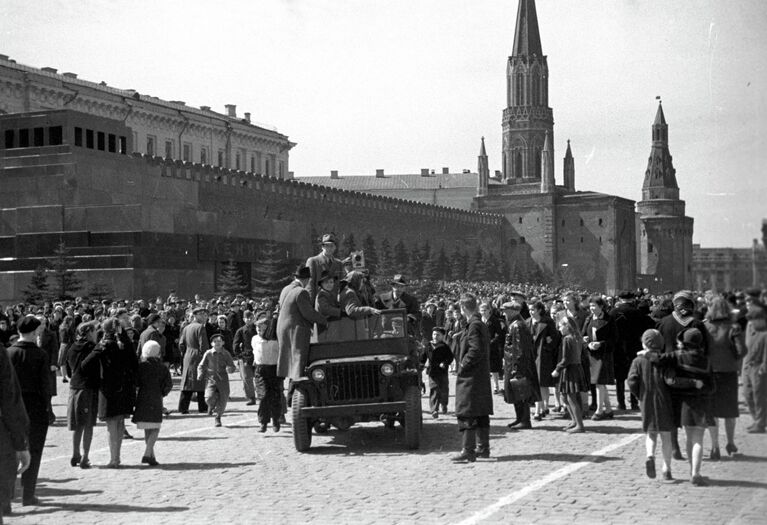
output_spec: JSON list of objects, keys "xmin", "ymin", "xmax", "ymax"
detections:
[{"xmin": 508, "ymin": 376, "xmax": 531, "ymax": 400}]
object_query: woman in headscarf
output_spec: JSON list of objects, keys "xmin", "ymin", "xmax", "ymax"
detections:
[{"xmin": 132, "ymin": 340, "xmax": 172, "ymax": 466}]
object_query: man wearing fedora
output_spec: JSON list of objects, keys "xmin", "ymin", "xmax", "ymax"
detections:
[
  {"xmin": 306, "ymin": 233, "xmax": 343, "ymax": 304},
  {"xmin": 276, "ymin": 266, "xmax": 327, "ymax": 382},
  {"xmin": 389, "ymin": 274, "xmax": 421, "ymax": 323},
  {"xmin": 178, "ymin": 307, "xmax": 210, "ymax": 414}
]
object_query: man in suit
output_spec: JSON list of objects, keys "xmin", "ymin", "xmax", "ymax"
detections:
[
  {"xmin": 276, "ymin": 266, "xmax": 327, "ymax": 382},
  {"xmin": 306, "ymin": 233, "xmax": 344, "ymax": 305},
  {"xmin": 452, "ymin": 293, "xmax": 493, "ymax": 463},
  {"xmin": 178, "ymin": 307, "xmax": 210, "ymax": 414},
  {"xmin": 0, "ymin": 341, "xmax": 31, "ymax": 518}
]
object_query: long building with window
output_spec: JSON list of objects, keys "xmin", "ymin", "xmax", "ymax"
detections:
[{"xmin": 0, "ymin": 53, "xmax": 294, "ymax": 178}]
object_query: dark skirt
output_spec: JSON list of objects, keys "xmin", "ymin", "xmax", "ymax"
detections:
[
  {"xmin": 67, "ymin": 388, "xmax": 98, "ymax": 430},
  {"xmin": 680, "ymin": 395, "xmax": 714, "ymax": 428},
  {"xmin": 711, "ymin": 371, "xmax": 739, "ymax": 419},
  {"xmin": 537, "ymin": 349, "xmax": 558, "ymax": 388},
  {"xmin": 558, "ymin": 364, "xmax": 588, "ymax": 394},
  {"xmin": 489, "ymin": 345, "xmax": 503, "ymax": 374}
]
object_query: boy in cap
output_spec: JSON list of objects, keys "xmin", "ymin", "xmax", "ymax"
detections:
[
  {"xmin": 422, "ymin": 327, "xmax": 453, "ymax": 418},
  {"xmin": 197, "ymin": 333, "xmax": 236, "ymax": 427},
  {"xmin": 628, "ymin": 329, "xmax": 674, "ymax": 480}
]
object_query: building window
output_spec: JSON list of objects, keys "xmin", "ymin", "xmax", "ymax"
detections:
[
  {"xmin": 599, "ymin": 236, "xmax": 602, "ymax": 244},
  {"xmin": 97, "ymin": 132, "xmax": 106, "ymax": 151},
  {"xmin": 107, "ymin": 134, "xmax": 116, "ymax": 153},
  {"xmin": 279, "ymin": 161, "xmax": 284, "ymax": 178},
  {"xmin": 19, "ymin": 129, "xmax": 30, "ymax": 147},
  {"xmin": 74, "ymin": 127, "xmax": 82, "ymax": 147},
  {"xmin": 132, "ymin": 132, "xmax": 138, "ymax": 152},
  {"xmin": 648, "ymin": 243, "xmax": 654, "ymax": 253},
  {"xmin": 86, "ymin": 129, "xmax": 94, "ymax": 149},
  {"xmin": 217, "ymin": 150, "xmax": 224, "ymax": 167},
  {"xmin": 250, "ymin": 155, "xmax": 255, "ymax": 172},
  {"xmin": 146, "ymin": 135, "xmax": 155, "ymax": 156},
  {"xmin": 580, "ymin": 218, "xmax": 584, "ymax": 227},
  {"xmin": 598, "ymin": 218, "xmax": 603, "ymax": 226},
  {"xmin": 519, "ymin": 236, "xmax": 526, "ymax": 244},
  {"xmin": 164, "ymin": 140, "xmax": 173, "ymax": 159},
  {"xmin": 49, "ymin": 126, "xmax": 63, "ymax": 146},
  {"xmin": 518, "ymin": 217, "xmax": 523, "ymax": 224},
  {"xmin": 561, "ymin": 237, "xmax": 565, "ymax": 244},
  {"xmin": 4, "ymin": 129, "xmax": 13, "ymax": 148},
  {"xmin": 119, "ymin": 136, "xmax": 127, "ymax": 154},
  {"xmin": 235, "ymin": 152, "xmax": 241, "ymax": 170},
  {"xmin": 580, "ymin": 237, "xmax": 584, "ymax": 243},
  {"xmin": 561, "ymin": 219, "xmax": 565, "ymax": 226},
  {"xmin": 33, "ymin": 127, "xmax": 45, "ymax": 146},
  {"xmin": 183, "ymin": 143, "xmax": 191, "ymax": 162},
  {"xmin": 265, "ymin": 158, "xmax": 271, "ymax": 177},
  {"xmin": 200, "ymin": 147, "xmax": 208, "ymax": 165}
]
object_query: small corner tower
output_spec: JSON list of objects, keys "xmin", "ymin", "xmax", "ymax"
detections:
[
  {"xmin": 477, "ymin": 136, "xmax": 489, "ymax": 196},
  {"xmin": 502, "ymin": 0, "xmax": 554, "ymax": 185},
  {"xmin": 563, "ymin": 139, "xmax": 575, "ymax": 191},
  {"xmin": 540, "ymin": 131, "xmax": 555, "ymax": 192},
  {"xmin": 637, "ymin": 101, "xmax": 694, "ymax": 292}
]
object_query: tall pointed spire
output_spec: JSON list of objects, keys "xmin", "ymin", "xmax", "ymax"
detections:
[
  {"xmin": 479, "ymin": 136, "xmax": 487, "ymax": 157},
  {"xmin": 654, "ymin": 100, "xmax": 666, "ymax": 125},
  {"xmin": 512, "ymin": 0, "xmax": 543, "ymax": 57},
  {"xmin": 477, "ymin": 136, "xmax": 489, "ymax": 197},
  {"xmin": 540, "ymin": 131, "xmax": 554, "ymax": 193},
  {"xmin": 563, "ymin": 139, "xmax": 575, "ymax": 191},
  {"xmin": 642, "ymin": 101, "xmax": 678, "ymax": 201}
]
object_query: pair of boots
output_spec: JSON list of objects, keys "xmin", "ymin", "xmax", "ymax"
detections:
[{"xmin": 451, "ymin": 426, "xmax": 490, "ymax": 462}]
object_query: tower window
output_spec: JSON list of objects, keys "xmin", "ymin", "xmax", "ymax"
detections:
[
  {"xmin": 598, "ymin": 218, "xmax": 603, "ymax": 226},
  {"xmin": 648, "ymin": 243, "xmax": 654, "ymax": 253},
  {"xmin": 561, "ymin": 219, "xmax": 565, "ymax": 226},
  {"xmin": 518, "ymin": 217, "xmax": 523, "ymax": 224},
  {"xmin": 580, "ymin": 218, "xmax": 584, "ymax": 227},
  {"xmin": 48, "ymin": 126, "xmax": 62, "ymax": 146},
  {"xmin": 580, "ymin": 237, "xmax": 584, "ymax": 243}
]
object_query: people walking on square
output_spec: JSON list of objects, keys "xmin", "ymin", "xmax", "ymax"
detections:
[
  {"xmin": 64, "ymin": 320, "xmax": 101, "ymax": 470},
  {"xmin": 233, "ymin": 310, "xmax": 258, "ymax": 405},
  {"xmin": 552, "ymin": 316, "xmax": 587, "ymax": 433},
  {"xmin": 704, "ymin": 297, "xmax": 747, "ymax": 457},
  {"xmin": 743, "ymin": 300, "xmax": 767, "ymax": 434},
  {"xmin": 197, "ymin": 333, "xmax": 236, "ymax": 427},
  {"xmin": 422, "ymin": 327, "xmax": 453, "ymax": 418},
  {"xmin": 501, "ymin": 300, "xmax": 540, "ymax": 430},
  {"xmin": 6, "ymin": 315, "xmax": 51, "ymax": 506},
  {"xmin": 251, "ymin": 313, "xmax": 283, "ymax": 432},
  {"xmin": 178, "ymin": 307, "xmax": 210, "ymax": 414},
  {"xmin": 628, "ymin": 329, "xmax": 674, "ymax": 480},
  {"xmin": 96, "ymin": 317, "xmax": 138, "ymax": 469},
  {"xmin": 451, "ymin": 293, "xmax": 493, "ymax": 462},
  {"xmin": 582, "ymin": 296, "xmax": 617, "ymax": 420},
  {"xmin": 132, "ymin": 340, "xmax": 173, "ymax": 466}
]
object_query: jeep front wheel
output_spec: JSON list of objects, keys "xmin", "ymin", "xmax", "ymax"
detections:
[
  {"xmin": 403, "ymin": 385, "xmax": 421, "ymax": 449},
  {"xmin": 292, "ymin": 388, "xmax": 312, "ymax": 452}
]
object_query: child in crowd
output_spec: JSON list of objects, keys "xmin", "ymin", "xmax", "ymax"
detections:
[
  {"xmin": 197, "ymin": 333, "xmax": 236, "ymax": 427},
  {"xmin": 422, "ymin": 327, "xmax": 454, "ymax": 418},
  {"xmin": 251, "ymin": 313, "xmax": 283, "ymax": 432},
  {"xmin": 627, "ymin": 329, "xmax": 674, "ymax": 480}
]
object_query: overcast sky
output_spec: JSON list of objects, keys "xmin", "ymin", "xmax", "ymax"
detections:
[{"xmin": 1, "ymin": 0, "xmax": 765, "ymax": 248}]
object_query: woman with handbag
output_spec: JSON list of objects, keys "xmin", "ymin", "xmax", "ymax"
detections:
[
  {"xmin": 501, "ymin": 300, "xmax": 540, "ymax": 430},
  {"xmin": 582, "ymin": 296, "xmax": 617, "ymax": 420}
]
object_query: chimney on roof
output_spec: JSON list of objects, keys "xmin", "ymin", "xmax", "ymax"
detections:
[
  {"xmin": 225, "ymin": 104, "xmax": 237, "ymax": 117},
  {"xmin": 62, "ymin": 72, "xmax": 78, "ymax": 78},
  {"xmin": 200, "ymin": 105, "xmax": 211, "ymax": 111},
  {"xmin": 41, "ymin": 67, "xmax": 57, "ymax": 74},
  {"xmin": 420, "ymin": 168, "xmax": 429, "ymax": 177},
  {"xmin": 330, "ymin": 170, "xmax": 339, "ymax": 179},
  {"xmin": 375, "ymin": 169, "xmax": 385, "ymax": 178},
  {"xmin": 442, "ymin": 167, "xmax": 449, "ymax": 174},
  {"xmin": 244, "ymin": 112, "xmax": 251, "ymax": 123}
]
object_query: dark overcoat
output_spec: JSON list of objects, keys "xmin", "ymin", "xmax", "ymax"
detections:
[
  {"xmin": 179, "ymin": 321, "xmax": 209, "ymax": 392},
  {"xmin": 132, "ymin": 358, "xmax": 173, "ymax": 425},
  {"xmin": 582, "ymin": 314, "xmax": 617, "ymax": 385},
  {"xmin": 454, "ymin": 313, "xmax": 493, "ymax": 418},
  {"xmin": 277, "ymin": 280, "xmax": 327, "ymax": 380},
  {"xmin": 627, "ymin": 352, "xmax": 674, "ymax": 432},
  {"xmin": 529, "ymin": 315, "xmax": 561, "ymax": 388},
  {"xmin": 306, "ymin": 252, "xmax": 343, "ymax": 304},
  {"xmin": 96, "ymin": 335, "xmax": 137, "ymax": 419},
  {"xmin": 503, "ymin": 315, "xmax": 541, "ymax": 404}
]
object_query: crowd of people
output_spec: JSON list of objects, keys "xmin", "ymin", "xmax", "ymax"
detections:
[{"xmin": 1, "ymin": 233, "xmax": 766, "ymax": 517}]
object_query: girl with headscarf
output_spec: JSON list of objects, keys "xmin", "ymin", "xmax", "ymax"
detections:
[{"xmin": 132, "ymin": 340, "xmax": 172, "ymax": 466}]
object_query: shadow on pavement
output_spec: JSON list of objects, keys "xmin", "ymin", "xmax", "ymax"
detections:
[
  {"xmin": 36, "ymin": 486, "xmax": 103, "ymax": 497},
  {"xmin": 16, "ymin": 502, "xmax": 189, "ymax": 515},
  {"xmin": 159, "ymin": 436, "xmax": 226, "ymax": 441},
  {"xmin": 732, "ymin": 454, "xmax": 767, "ymax": 463},
  {"xmin": 707, "ymin": 478, "xmax": 767, "ymax": 489},
  {"xmin": 37, "ymin": 478, "xmax": 78, "ymax": 484},
  {"xmin": 489, "ymin": 453, "xmax": 622, "ymax": 463},
  {"xmin": 104, "ymin": 461, "xmax": 257, "ymax": 471}
]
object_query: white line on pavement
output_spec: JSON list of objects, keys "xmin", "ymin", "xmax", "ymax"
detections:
[
  {"xmin": 453, "ymin": 433, "xmax": 643, "ymax": 525},
  {"xmin": 41, "ymin": 415, "xmax": 261, "ymax": 464}
]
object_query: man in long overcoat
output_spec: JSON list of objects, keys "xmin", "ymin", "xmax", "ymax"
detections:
[
  {"xmin": 502, "ymin": 301, "xmax": 541, "ymax": 430},
  {"xmin": 178, "ymin": 307, "xmax": 210, "ymax": 414},
  {"xmin": 306, "ymin": 233, "xmax": 343, "ymax": 304},
  {"xmin": 452, "ymin": 293, "xmax": 493, "ymax": 462},
  {"xmin": 277, "ymin": 266, "xmax": 327, "ymax": 381}
]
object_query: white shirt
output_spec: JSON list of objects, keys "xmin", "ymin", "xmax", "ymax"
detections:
[{"xmin": 251, "ymin": 334, "xmax": 279, "ymax": 365}]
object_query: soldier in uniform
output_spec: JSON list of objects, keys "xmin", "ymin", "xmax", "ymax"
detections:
[{"xmin": 178, "ymin": 307, "xmax": 210, "ymax": 414}]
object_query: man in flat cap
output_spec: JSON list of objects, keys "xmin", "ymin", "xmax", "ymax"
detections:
[
  {"xmin": 306, "ymin": 233, "xmax": 343, "ymax": 304},
  {"xmin": 276, "ymin": 266, "xmax": 327, "ymax": 382},
  {"xmin": 178, "ymin": 307, "xmax": 210, "ymax": 414}
]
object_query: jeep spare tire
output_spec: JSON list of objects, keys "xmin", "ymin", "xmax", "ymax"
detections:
[{"xmin": 292, "ymin": 388, "xmax": 312, "ymax": 452}]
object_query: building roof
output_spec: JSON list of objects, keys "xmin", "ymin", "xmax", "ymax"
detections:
[{"xmin": 298, "ymin": 172, "xmax": 497, "ymax": 191}]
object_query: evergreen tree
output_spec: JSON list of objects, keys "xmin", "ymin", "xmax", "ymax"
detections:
[
  {"xmin": 450, "ymin": 246, "xmax": 466, "ymax": 280},
  {"xmin": 362, "ymin": 234, "xmax": 378, "ymax": 276},
  {"xmin": 378, "ymin": 238, "xmax": 394, "ymax": 278},
  {"xmin": 252, "ymin": 240, "xmax": 291, "ymax": 296},
  {"xmin": 47, "ymin": 242, "xmax": 81, "ymax": 301},
  {"xmin": 216, "ymin": 260, "xmax": 248, "ymax": 297},
  {"xmin": 87, "ymin": 280, "xmax": 114, "ymax": 302},
  {"xmin": 438, "ymin": 246, "xmax": 451, "ymax": 281},
  {"xmin": 23, "ymin": 265, "xmax": 49, "ymax": 304},
  {"xmin": 393, "ymin": 239, "xmax": 408, "ymax": 271},
  {"xmin": 468, "ymin": 248, "xmax": 490, "ymax": 282},
  {"xmin": 485, "ymin": 251, "xmax": 500, "ymax": 282},
  {"xmin": 498, "ymin": 256, "xmax": 511, "ymax": 283},
  {"xmin": 407, "ymin": 244, "xmax": 424, "ymax": 280},
  {"xmin": 340, "ymin": 233, "xmax": 357, "ymax": 260},
  {"xmin": 310, "ymin": 227, "xmax": 321, "ymax": 254}
]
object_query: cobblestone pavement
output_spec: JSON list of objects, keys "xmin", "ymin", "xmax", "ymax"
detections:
[{"xmin": 4, "ymin": 374, "xmax": 766, "ymax": 524}]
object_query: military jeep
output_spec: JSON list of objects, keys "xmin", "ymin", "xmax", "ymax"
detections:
[{"xmin": 291, "ymin": 309, "xmax": 423, "ymax": 452}]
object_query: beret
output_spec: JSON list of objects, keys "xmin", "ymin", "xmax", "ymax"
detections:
[{"xmin": 17, "ymin": 315, "xmax": 41, "ymax": 334}]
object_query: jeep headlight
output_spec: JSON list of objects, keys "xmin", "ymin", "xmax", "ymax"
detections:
[
  {"xmin": 381, "ymin": 363, "xmax": 395, "ymax": 376},
  {"xmin": 311, "ymin": 368, "xmax": 326, "ymax": 381}
]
